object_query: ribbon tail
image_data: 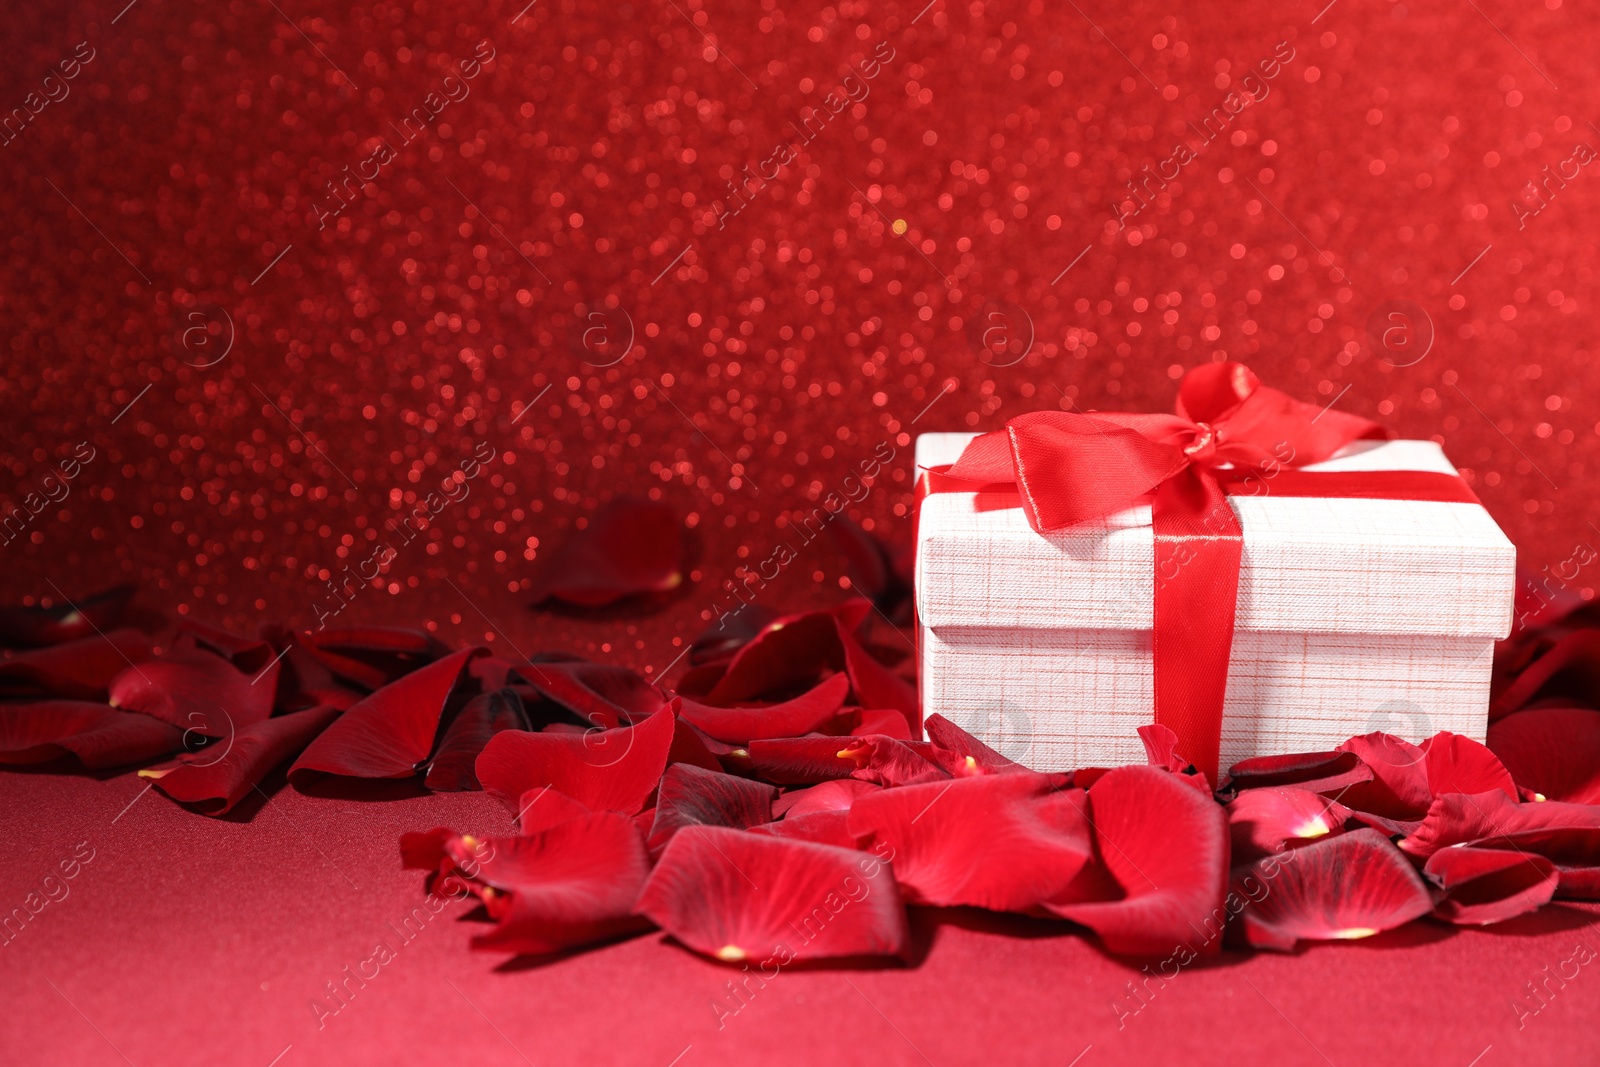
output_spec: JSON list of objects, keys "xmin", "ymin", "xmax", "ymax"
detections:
[{"xmin": 1151, "ymin": 467, "xmax": 1243, "ymax": 785}]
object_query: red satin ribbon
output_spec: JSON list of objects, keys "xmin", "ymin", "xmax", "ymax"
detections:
[{"xmin": 919, "ymin": 363, "xmax": 1481, "ymax": 783}]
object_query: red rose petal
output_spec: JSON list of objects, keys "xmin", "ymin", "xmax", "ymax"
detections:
[
  {"xmin": 400, "ymin": 827, "xmax": 456, "ymax": 871},
  {"xmin": 827, "ymin": 516, "xmax": 912, "ymax": 624},
  {"xmin": 1425, "ymin": 846, "xmax": 1558, "ymax": 925},
  {"xmin": 1224, "ymin": 748, "xmax": 1374, "ymax": 795},
  {"xmin": 745, "ymin": 734, "xmax": 949, "ymax": 787},
  {"xmin": 1334, "ymin": 732, "xmax": 1433, "ymax": 820},
  {"xmin": 289, "ymin": 647, "xmax": 484, "ymax": 783},
  {"xmin": 846, "ymin": 773, "xmax": 1092, "ymax": 911},
  {"xmin": 300, "ymin": 627, "xmax": 449, "ymax": 691},
  {"xmin": 526, "ymin": 660, "xmax": 669, "ymax": 729},
  {"xmin": 749, "ymin": 810, "xmax": 860, "ymax": 849},
  {"xmin": 475, "ymin": 704, "xmax": 676, "ymax": 815},
  {"xmin": 0, "ymin": 584, "xmax": 137, "ymax": 647},
  {"xmin": 1233, "ymin": 829, "xmax": 1434, "ymax": 951},
  {"xmin": 529, "ymin": 496, "xmax": 684, "ymax": 609},
  {"xmin": 1492, "ymin": 629, "xmax": 1600, "ymax": 717},
  {"xmin": 0, "ymin": 629, "xmax": 153, "ymax": 700},
  {"xmin": 1421, "ymin": 731, "xmax": 1517, "ymax": 800},
  {"xmin": 423, "ymin": 689, "xmax": 531, "ymax": 792},
  {"xmin": 849, "ymin": 707, "xmax": 914, "ymax": 740},
  {"xmin": 774, "ymin": 779, "xmax": 882, "ymax": 819},
  {"xmin": 923, "ymin": 713, "xmax": 1027, "ymax": 775},
  {"xmin": 141, "ymin": 704, "xmax": 341, "ymax": 815},
  {"xmin": 456, "ymin": 813, "xmax": 653, "ymax": 956},
  {"xmin": 676, "ymin": 674, "xmax": 850, "ymax": 743},
  {"xmin": 1138, "ymin": 723, "xmax": 1212, "ymax": 795},
  {"xmin": 512, "ymin": 786, "xmax": 594, "ymax": 833},
  {"xmin": 0, "ymin": 700, "xmax": 184, "ymax": 769},
  {"xmin": 1228, "ymin": 786, "xmax": 1352, "ymax": 865},
  {"xmin": 109, "ymin": 647, "xmax": 273, "ymax": 735},
  {"xmin": 647, "ymin": 763, "xmax": 777, "ymax": 857},
  {"xmin": 1401, "ymin": 790, "xmax": 1600, "ymax": 857},
  {"xmin": 833, "ymin": 617, "xmax": 919, "ymax": 735},
  {"xmin": 704, "ymin": 614, "xmax": 839, "ymax": 704},
  {"xmin": 1488, "ymin": 707, "xmax": 1600, "ymax": 804},
  {"xmin": 635, "ymin": 826, "xmax": 909, "ymax": 962},
  {"xmin": 1043, "ymin": 765, "xmax": 1230, "ymax": 957}
]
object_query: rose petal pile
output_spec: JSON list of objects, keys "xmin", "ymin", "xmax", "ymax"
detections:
[{"xmin": 5, "ymin": 548, "xmax": 1600, "ymax": 964}]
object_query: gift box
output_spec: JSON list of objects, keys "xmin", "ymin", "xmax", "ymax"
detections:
[{"xmin": 914, "ymin": 377, "xmax": 1517, "ymax": 779}]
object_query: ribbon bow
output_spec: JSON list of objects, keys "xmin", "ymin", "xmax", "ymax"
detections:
[{"xmin": 926, "ymin": 363, "xmax": 1474, "ymax": 783}]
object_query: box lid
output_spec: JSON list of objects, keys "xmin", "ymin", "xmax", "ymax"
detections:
[{"xmin": 915, "ymin": 433, "xmax": 1516, "ymax": 638}]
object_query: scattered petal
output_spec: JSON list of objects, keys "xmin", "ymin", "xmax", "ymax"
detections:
[
  {"xmin": 746, "ymin": 734, "xmax": 948, "ymax": 787},
  {"xmin": 1425, "ymin": 846, "xmax": 1558, "ymax": 925},
  {"xmin": 530, "ymin": 496, "xmax": 684, "ymax": 608},
  {"xmin": 289, "ymin": 648, "xmax": 484, "ymax": 783},
  {"xmin": 0, "ymin": 629, "xmax": 153, "ymax": 700},
  {"xmin": 1234, "ymin": 829, "xmax": 1434, "ymax": 951},
  {"xmin": 1421, "ymin": 732, "xmax": 1517, "ymax": 801},
  {"xmin": 424, "ymin": 689, "xmax": 531, "ymax": 792},
  {"xmin": 475, "ymin": 704, "xmax": 676, "ymax": 815},
  {"xmin": 0, "ymin": 700, "xmax": 184, "ymax": 769},
  {"xmin": 635, "ymin": 826, "xmax": 909, "ymax": 962},
  {"xmin": 143, "ymin": 705, "xmax": 341, "ymax": 815},
  {"xmin": 676, "ymin": 674, "xmax": 850, "ymax": 743},
  {"xmin": 847, "ymin": 773, "xmax": 1092, "ymax": 910},
  {"xmin": 648, "ymin": 763, "xmax": 777, "ymax": 857},
  {"xmin": 109, "ymin": 647, "xmax": 272, "ymax": 735},
  {"xmin": 0, "ymin": 584, "xmax": 137, "ymax": 647},
  {"xmin": 1043, "ymin": 766, "xmax": 1230, "ymax": 957},
  {"xmin": 1488, "ymin": 707, "xmax": 1600, "ymax": 805},
  {"xmin": 1228, "ymin": 787, "xmax": 1352, "ymax": 865}
]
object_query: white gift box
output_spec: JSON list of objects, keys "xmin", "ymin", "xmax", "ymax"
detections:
[{"xmin": 914, "ymin": 433, "xmax": 1518, "ymax": 772}]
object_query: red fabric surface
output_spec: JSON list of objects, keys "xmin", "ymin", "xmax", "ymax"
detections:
[{"xmin": 5, "ymin": 0, "xmax": 1600, "ymax": 1061}]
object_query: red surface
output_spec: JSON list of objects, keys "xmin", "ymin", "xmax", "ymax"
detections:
[{"xmin": 6, "ymin": 0, "xmax": 1600, "ymax": 1061}]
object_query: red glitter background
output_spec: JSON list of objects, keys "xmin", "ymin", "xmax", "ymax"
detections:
[{"xmin": 3, "ymin": 0, "xmax": 1598, "ymax": 1064}]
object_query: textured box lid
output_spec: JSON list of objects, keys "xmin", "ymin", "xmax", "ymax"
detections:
[{"xmin": 916, "ymin": 433, "xmax": 1517, "ymax": 639}]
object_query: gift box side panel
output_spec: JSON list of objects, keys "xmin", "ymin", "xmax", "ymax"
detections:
[{"xmin": 920, "ymin": 625, "xmax": 1493, "ymax": 772}]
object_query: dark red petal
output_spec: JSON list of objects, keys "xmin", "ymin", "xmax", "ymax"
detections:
[
  {"xmin": 688, "ymin": 604, "xmax": 780, "ymax": 669},
  {"xmin": 1421, "ymin": 731, "xmax": 1517, "ymax": 800},
  {"xmin": 1224, "ymin": 748, "xmax": 1373, "ymax": 794},
  {"xmin": 0, "ymin": 629, "xmax": 153, "ymax": 700},
  {"xmin": 1401, "ymin": 790, "xmax": 1600, "ymax": 857},
  {"xmin": 1334, "ymin": 733, "xmax": 1433, "ymax": 819},
  {"xmin": 1042, "ymin": 765, "xmax": 1229, "ymax": 957},
  {"xmin": 529, "ymin": 496, "xmax": 684, "ymax": 609},
  {"xmin": 142, "ymin": 705, "xmax": 341, "ymax": 815},
  {"xmin": 828, "ymin": 516, "xmax": 913, "ymax": 624},
  {"xmin": 424, "ymin": 689, "xmax": 530, "ymax": 792},
  {"xmin": 774, "ymin": 779, "xmax": 882, "ymax": 819},
  {"xmin": 475, "ymin": 704, "xmax": 676, "ymax": 815},
  {"xmin": 647, "ymin": 763, "xmax": 777, "ymax": 857},
  {"xmin": 1488, "ymin": 707, "xmax": 1600, "ymax": 804},
  {"xmin": 749, "ymin": 810, "xmax": 860, "ymax": 849},
  {"xmin": 706, "ymin": 609, "xmax": 844, "ymax": 704},
  {"xmin": 0, "ymin": 701, "xmax": 184, "ymax": 769},
  {"xmin": 400, "ymin": 827, "xmax": 456, "ymax": 870},
  {"xmin": 457, "ymin": 813, "xmax": 653, "ymax": 956},
  {"xmin": 1234, "ymin": 829, "xmax": 1434, "ymax": 951},
  {"xmin": 1425, "ymin": 846, "xmax": 1558, "ymax": 925},
  {"xmin": 1228, "ymin": 787, "xmax": 1352, "ymax": 865},
  {"xmin": 846, "ymin": 773, "xmax": 1092, "ymax": 911},
  {"xmin": 849, "ymin": 708, "xmax": 914, "ymax": 740},
  {"xmin": 746, "ymin": 734, "xmax": 949, "ymax": 787},
  {"xmin": 512, "ymin": 786, "xmax": 594, "ymax": 833},
  {"xmin": 1138, "ymin": 723, "xmax": 1212, "ymax": 794},
  {"xmin": 635, "ymin": 826, "xmax": 909, "ymax": 962},
  {"xmin": 300, "ymin": 626, "xmax": 449, "ymax": 691},
  {"xmin": 666, "ymin": 714, "xmax": 726, "ymax": 772},
  {"xmin": 526, "ymin": 661, "xmax": 668, "ymax": 729},
  {"xmin": 1492, "ymin": 629, "xmax": 1600, "ymax": 716},
  {"xmin": 109, "ymin": 647, "xmax": 273, "ymax": 735},
  {"xmin": 923, "ymin": 713, "xmax": 1027, "ymax": 775},
  {"xmin": 676, "ymin": 674, "xmax": 850, "ymax": 743},
  {"xmin": 172, "ymin": 620, "xmax": 275, "ymax": 672},
  {"xmin": 833, "ymin": 616, "xmax": 920, "ymax": 734},
  {"xmin": 289, "ymin": 647, "xmax": 484, "ymax": 782},
  {"xmin": 0, "ymin": 584, "xmax": 137, "ymax": 647}
]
